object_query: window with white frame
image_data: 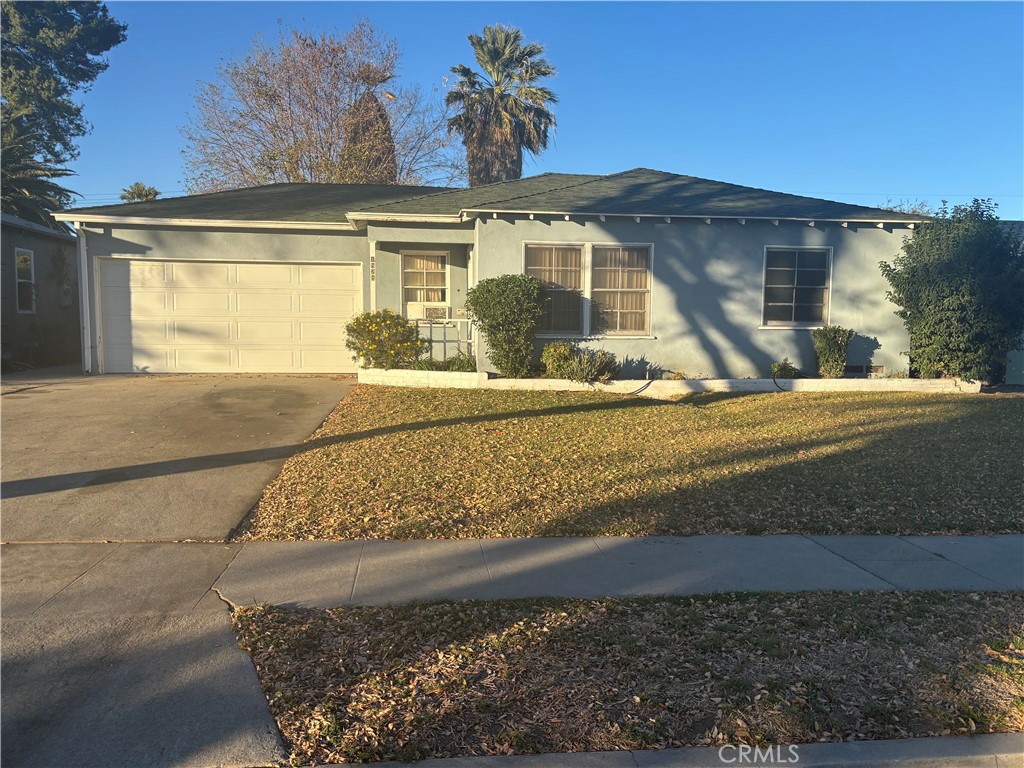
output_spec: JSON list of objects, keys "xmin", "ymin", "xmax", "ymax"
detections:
[
  {"xmin": 525, "ymin": 244, "xmax": 585, "ymax": 334},
  {"xmin": 525, "ymin": 243, "xmax": 653, "ymax": 336},
  {"xmin": 591, "ymin": 245, "xmax": 651, "ymax": 335},
  {"xmin": 403, "ymin": 253, "xmax": 447, "ymax": 304},
  {"xmin": 762, "ymin": 247, "xmax": 830, "ymax": 326},
  {"xmin": 15, "ymin": 248, "xmax": 35, "ymax": 314}
]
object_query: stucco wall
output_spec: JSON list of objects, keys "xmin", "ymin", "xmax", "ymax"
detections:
[
  {"xmin": 1, "ymin": 222, "xmax": 79, "ymax": 366},
  {"xmin": 476, "ymin": 216, "xmax": 911, "ymax": 378}
]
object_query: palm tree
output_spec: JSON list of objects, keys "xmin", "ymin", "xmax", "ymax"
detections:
[
  {"xmin": 1, "ymin": 109, "xmax": 76, "ymax": 227},
  {"xmin": 446, "ymin": 25, "xmax": 557, "ymax": 187}
]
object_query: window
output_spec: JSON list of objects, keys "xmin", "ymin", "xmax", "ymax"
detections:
[
  {"xmin": 591, "ymin": 246, "xmax": 651, "ymax": 335},
  {"xmin": 525, "ymin": 244, "xmax": 584, "ymax": 334},
  {"xmin": 15, "ymin": 248, "xmax": 34, "ymax": 314},
  {"xmin": 762, "ymin": 247, "xmax": 830, "ymax": 326},
  {"xmin": 403, "ymin": 253, "xmax": 447, "ymax": 304},
  {"xmin": 525, "ymin": 243, "xmax": 653, "ymax": 336}
]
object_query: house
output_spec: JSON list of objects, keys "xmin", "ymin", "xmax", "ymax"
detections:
[
  {"xmin": 1, "ymin": 213, "xmax": 80, "ymax": 369},
  {"xmin": 53, "ymin": 169, "xmax": 926, "ymax": 378}
]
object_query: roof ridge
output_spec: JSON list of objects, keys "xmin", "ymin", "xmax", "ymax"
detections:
[
  {"xmin": 467, "ymin": 172, "xmax": 616, "ymax": 210},
  {"xmin": 354, "ymin": 172, "xmax": 601, "ymax": 213},
  {"xmin": 463, "ymin": 167, "xmax": 653, "ymax": 211}
]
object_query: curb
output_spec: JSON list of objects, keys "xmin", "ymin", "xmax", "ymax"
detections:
[{"xmin": 368, "ymin": 733, "xmax": 1023, "ymax": 768}]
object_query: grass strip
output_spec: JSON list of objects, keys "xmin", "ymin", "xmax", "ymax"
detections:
[{"xmin": 234, "ymin": 591, "xmax": 1024, "ymax": 763}]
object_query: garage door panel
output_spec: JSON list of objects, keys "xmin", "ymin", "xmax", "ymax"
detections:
[
  {"xmin": 172, "ymin": 321, "xmax": 232, "ymax": 343},
  {"xmin": 173, "ymin": 292, "xmax": 231, "ymax": 312},
  {"xmin": 299, "ymin": 265, "xmax": 357, "ymax": 286},
  {"xmin": 300, "ymin": 349, "xmax": 350, "ymax": 369},
  {"xmin": 299, "ymin": 293, "xmax": 350, "ymax": 314},
  {"xmin": 126, "ymin": 291, "xmax": 169, "ymax": 313},
  {"xmin": 108, "ymin": 345, "xmax": 170, "ymax": 372},
  {"xmin": 237, "ymin": 321, "xmax": 294, "ymax": 340},
  {"xmin": 169, "ymin": 263, "xmax": 231, "ymax": 286},
  {"xmin": 100, "ymin": 259, "xmax": 361, "ymax": 373},
  {"xmin": 105, "ymin": 319, "xmax": 168, "ymax": 346},
  {"xmin": 174, "ymin": 348, "xmax": 233, "ymax": 369},
  {"xmin": 237, "ymin": 264, "xmax": 293, "ymax": 284},
  {"xmin": 236, "ymin": 292, "xmax": 293, "ymax": 314},
  {"xmin": 299, "ymin": 322, "xmax": 344, "ymax": 341},
  {"xmin": 238, "ymin": 349, "xmax": 295, "ymax": 369}
]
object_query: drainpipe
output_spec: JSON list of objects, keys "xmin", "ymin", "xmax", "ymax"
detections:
[{"xmin": 75, "ymin": 222, "xmax": 92, "ymax": 373}]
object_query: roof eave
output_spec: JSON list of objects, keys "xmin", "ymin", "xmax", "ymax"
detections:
[
  {"xmin": 346, "ymin": 212, "xmax": 465, "ymax": 225},
  {"xmin": 463, "ymin": 208, "xmax": 925, "ymax": 224},
  {"xmin": 52, "ymin": 212, "xmax": 356, "ymax": 231}
]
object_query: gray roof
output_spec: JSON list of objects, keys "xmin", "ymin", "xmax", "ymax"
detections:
[
  {"xmin": 1, "ymin": 212, "xmax": 76, "ymax": 240},
  {"xmin": 359, "ymin": 168, "xmax": 926, "ymax": 222},
  {"xmin": 60, "ymin": 183, "xmax": 450, "ymax": 222},
  {"xmin": 57, "ymin": 169, "xmax": 928, "ymax": 224}
]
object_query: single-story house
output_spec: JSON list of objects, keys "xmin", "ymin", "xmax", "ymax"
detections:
[
  {"xmin": 53, "ymin": 168, "xmax": 928, "ymax": 378},
  {"xmin": 1, "ymin": 212, "xmax": 81, "ymax": 368}
]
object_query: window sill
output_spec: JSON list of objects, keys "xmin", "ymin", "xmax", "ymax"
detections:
[
  {"xmin": 536, "ymin": 333, "xmax": 657, "ymax": 341},
  {"xmin": 758, "ymin": 324, "xmax": 824, "ymax": 330}
]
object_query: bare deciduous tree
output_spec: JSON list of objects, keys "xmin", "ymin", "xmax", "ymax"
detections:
[{"xmin": 180, "ymin": 20, "xmax": 465, "ymax": 192}]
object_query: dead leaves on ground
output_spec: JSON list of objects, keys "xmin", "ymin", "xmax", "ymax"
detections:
[
  {"xmin": 234, "ymin": 591, "xmax": 1024, "ymax": 764},
  {"xmin": 243, "ymin": 386, "xmax": 1024, "ymax": 540}
]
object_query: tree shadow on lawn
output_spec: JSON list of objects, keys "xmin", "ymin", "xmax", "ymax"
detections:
[
  {"xmin": 508, "ymin": 397, "xmax": 1022, "ymax": 537},
  {"xmin": 1, "ymin": 394, "xmax": 674, "ymax": 498}
]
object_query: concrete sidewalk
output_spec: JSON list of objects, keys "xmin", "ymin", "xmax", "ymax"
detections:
[
  {"xmin": 3, "ymin": 535, "xmax": 1020, "ymax": 768},
  {"xmin": 214, "ymin": 534, "xmax": 1024, "ymax": 608},
  {"xmin": 1, "ymin": 543, "xmax": 287, "ymax": 768}
]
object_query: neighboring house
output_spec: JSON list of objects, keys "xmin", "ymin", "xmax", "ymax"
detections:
[
  {"xmin": 54, "ymin": 169, "xmax": 928, "ymax": 378},
  {"xmin": 1, "ymin": 213, "xmax": 80, "ymax": 368}
]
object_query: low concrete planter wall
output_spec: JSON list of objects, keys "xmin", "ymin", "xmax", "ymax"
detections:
[
  {"xmin": 357, "ymin": 368, "xmax": 491, "ymax": 389},
  {"xmin": 358, "ymin": 368, "xmax": 980, "ymax": 397}
]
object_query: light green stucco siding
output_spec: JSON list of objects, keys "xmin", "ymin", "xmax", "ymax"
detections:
[{"xmin": 476, "ymin": 216, "xmax": 910, "ymax": 378}]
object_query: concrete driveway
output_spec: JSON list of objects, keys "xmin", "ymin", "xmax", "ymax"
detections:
[{"xmin": 1, "ymin": 372, "xmax": 353, "ymax": 542}]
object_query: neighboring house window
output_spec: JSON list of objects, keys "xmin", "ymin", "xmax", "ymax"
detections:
[
  {"xmin": 762, "ymin": 247, "xmax": 831, "ymax": 326},
  {"xmin": 591, "ymin": 245, "xmax": 651, "ymax": 335},
  {"xmin": 525, "ymin": 244, "xmax": 585, "ymax": 334},
  {"xmin": 403, "ymin": 253, "xmax": 447, "ymax": 304},
  {"xmin": 15, "ymin": 248, "xmax": 35, "ymax": 314}
]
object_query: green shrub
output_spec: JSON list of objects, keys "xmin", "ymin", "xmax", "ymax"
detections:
[
  {"xmin": 345, "ymin": 309, "xmax": 428, "ymax": 369},
  {"xmin": 465, "ymin": 274, "xmax": 545, "ymax": 378},
  {"xmin": 566, "ymin": 349, "xmax": 620, "ymax": 383},
  {"xmin": 880, "ymin": 199, "xmax": 1024, "ymax": 382},
  {"xmin": 811, "ymin": 325, "xmax": 855, "ymax": 378},
  {"xmin": 540, "ymin": 340, "xmax": 575, "ymax": 378},
  {"xmin": 771, "ymin": 357, "xmax": 802, "ymax": 379},
  {"xmin": 411, "ymin": 350, "xmax": 477, "ymax": 372},
  {"xmin": 541, "ymin": 341, "xmax": 620, "ymax": 382}
]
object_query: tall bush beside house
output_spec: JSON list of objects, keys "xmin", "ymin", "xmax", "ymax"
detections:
[
  {"xmin": 345, "ymin": 309, "xmax": 427, "ymax": 369},
  {"xmin": 880, "ymin": 199, "xmax": 1024, "ymax": 382},
  {"xmin": 464, "ymin": 274, "xmax": 545, "ymax": 377},
  {"xmin": 811, "ymin": 325, "xmax": 854, "ymax": 378}
]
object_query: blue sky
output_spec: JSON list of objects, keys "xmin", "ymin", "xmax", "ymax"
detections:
[{"xmin": 71, "ymin": 1, "xmax": 1024, "ymax": 217}]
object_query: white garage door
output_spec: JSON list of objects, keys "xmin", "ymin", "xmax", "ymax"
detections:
[{"xmin": 99, "ymin": 259, "xmax": 361, "ymax": 373}]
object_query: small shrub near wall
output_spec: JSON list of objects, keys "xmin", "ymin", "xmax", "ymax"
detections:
[
  {"xmin": 345, "ymin": 309, "xmax": 428, "ymax": 369},
  {"xmin": 811, "ymin": 325, "xmax": 855, "ymax": 378},
  {"xmin": 464, "ymin": 274, "xmax": 545, "ymax": 378},
  {"xmin": 541, "ymin": 341, "xmax": 620, "ymax": 383}
]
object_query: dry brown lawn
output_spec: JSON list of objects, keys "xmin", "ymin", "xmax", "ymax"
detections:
[
  {"xmin": 233, "ymin": 591, "xmax": 1024, "ymax": 764},
  {"xmin": 242, "ymin": 386, "xmax": 1024, "ymax": 540}
]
